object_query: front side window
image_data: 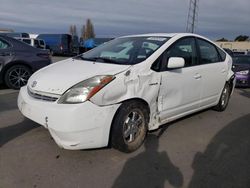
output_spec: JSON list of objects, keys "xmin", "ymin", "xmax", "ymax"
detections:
[
  {"xmin": 80, "ymin": 36, "xmax": 170, "ymax": 65},
  {"xmin": 165, "ymin": 37, "xmax": 198, "ymax": 67},
  {"xmin": 0, "ymin": 39, "xmax": 10, "ymax": 49},
  {"xmin": 197, "ymin": 39, "xmax": 220, "ymax": 64}
]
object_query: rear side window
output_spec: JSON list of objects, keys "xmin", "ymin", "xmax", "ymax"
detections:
[
  {"xmin": 217, "ymin": 48, "xmax": 226, "ymax": 61},
  {"xmin": 197, "ymin": 39, "xmax": 220, "ymax": 64},
  {"xmin": 0, "ymin": 39, "xmax": 10, "ymax": 49},
  {"xmin": 34, "ymin": 40, "xmax": 39, "ymax": 47},
  {"xmin": 23, "ymin": 39, "xmax": 31, "ymax": 45}
]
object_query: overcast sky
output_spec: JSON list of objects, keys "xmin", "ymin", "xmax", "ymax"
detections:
[{"xmin": 0, "ymin": 0, "xmax": 250, "ymax": 40}]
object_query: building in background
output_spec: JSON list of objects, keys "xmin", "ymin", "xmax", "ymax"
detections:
[{"xmin": 216, "ymin": 41, "xmax": 250, "ymax": 53}]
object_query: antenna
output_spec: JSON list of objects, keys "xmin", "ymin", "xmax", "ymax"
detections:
[{"xmin": 186, "ymin": 0, "xmax": 199, "ymax": 33}]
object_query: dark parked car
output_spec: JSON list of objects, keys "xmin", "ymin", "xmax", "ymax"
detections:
[
  {"xmin": 232, "ymin": 55, "xmax": 250, "ymax": 87},
  {"xmin": 223, "ymin": 48, "xmax": 234, "ymax": 57},
  {"xmin": 0, "ymin": 35, "xmax": 51, "ymax": 89}
]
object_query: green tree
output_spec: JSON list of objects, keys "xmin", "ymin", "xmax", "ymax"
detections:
[
  {"xmin": 234, "ymin": 35, "xmax": 249, "ymax": 41},
  {"xmin": 216, "ymin": 38, "xmax": 229, "ymax": 42},
  {"xmin": 69, "ymin": 24, "xmax": 77, "ymax": 36},
  {"xmin": 81, "ymin": 19, "xmax": 95, "ymax": 40}
]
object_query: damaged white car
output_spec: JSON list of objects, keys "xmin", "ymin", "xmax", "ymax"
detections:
[{"xmin": 18, "ymin": 33, "xmax": 235, "ymax": 152}]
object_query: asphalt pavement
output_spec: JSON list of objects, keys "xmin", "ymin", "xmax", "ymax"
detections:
[{"xmin": 0, "ymin": 57, "xmax": 250, "ymax": 188}]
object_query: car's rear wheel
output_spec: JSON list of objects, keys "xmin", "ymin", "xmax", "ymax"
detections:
[
  {"xmin": 111, "ymin": 101, "xmax": 149, "ymax": 153},
  {"xmin": 213, "ymin": 83, "xmax": 230, "ymax": 111},
  {"xmin": 4, "ymin": 65, "xmax": 32, "ymax": 89}
]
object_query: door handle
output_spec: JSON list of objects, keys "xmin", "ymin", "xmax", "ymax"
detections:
[
  {"xmin": 221, "ymin": 69, "xmax": 226, "ymax": 73},
  {"xmin": 0, "ymin": 52, "xmax": 12, "ymax": 56},
  {"xmin": 194, "ymin": 74, "xmax": 202, "ymax": 79}
]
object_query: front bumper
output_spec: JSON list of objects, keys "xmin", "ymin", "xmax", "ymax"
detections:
[
  {"xmin": 235, "ymin": 74, "xmax": 250, "ymax": 87},
  {"xmin": 18, "ymin": 86, "xmax": 120, "ymax": 150}
]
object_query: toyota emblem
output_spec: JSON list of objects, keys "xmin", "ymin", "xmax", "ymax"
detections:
[{"xmin": 31, "ymin": 81, "xmax": 37, "ymax": 88}]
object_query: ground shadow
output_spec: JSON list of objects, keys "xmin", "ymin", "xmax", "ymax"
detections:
[
  {"xmin": 112, "ymin": 134, "xmax": 183, "ymax": 188},
  {"xmin": 0, "ymin": 84, "xmax": 8, "ymax": 90},
  {"xmin": 188, "ymin": 114, "xmax": 250, "ymax": 188},
  {"xmin": 0, "ymin": 119, "xmax": 39, "ymax": 147},
  {"xmin": 0, "ymin": 92, "xmax": 19, "ymax": 112},
  {"xmin": 238, "ymin": 88, "xmax": 250, "ymax": 98}
]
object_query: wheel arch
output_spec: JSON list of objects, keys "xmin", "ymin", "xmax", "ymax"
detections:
[
  {"xmin": 108, "ymin": 97, "xmax": 150, "ymax": 147},
  {"xmin": 1, "ymin": 61, "xmax": 32, "ymax": 83}
]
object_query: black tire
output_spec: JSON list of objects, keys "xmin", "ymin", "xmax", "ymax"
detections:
[
  {"xmin": 4, "ymin": 65, "xmax": 32, "ymax": 89},
  {"xmin": 111, "ymin": 101, "xmax": 149, "ymax": 153},
  {"xmin": 213, "ymin": 83, "xmax": 231, "ymax": 112}
]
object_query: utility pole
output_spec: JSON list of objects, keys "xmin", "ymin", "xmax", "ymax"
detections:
[{"xmin": 186, "ymin": 0, "xmax": 199, "ymax": 33}]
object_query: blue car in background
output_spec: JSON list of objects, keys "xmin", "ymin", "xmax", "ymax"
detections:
[
  {"xmin": 80, "ymin": 38, "xmax": 113, "ymax": 53},
  {"xmin": 37, "ymin": 34, "xmax": 73, "ymax": 56}
]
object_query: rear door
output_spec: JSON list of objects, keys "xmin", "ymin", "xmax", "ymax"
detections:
[
  {"xmin": 157, "ymin": 37, "xmax": 202, "ymax": 122},
  {"xmin": 196, "ymin": 38, "xmax": 227, "ymax": 107}
]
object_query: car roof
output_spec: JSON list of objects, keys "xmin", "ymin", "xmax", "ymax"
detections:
[{"xmin": 118, "ymin": 33, "xmax": 202, "ymax": 38}]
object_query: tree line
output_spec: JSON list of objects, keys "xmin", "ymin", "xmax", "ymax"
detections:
[
  {"xmin": 69, "ymin": 18, "xmax": 95, "ymax": 40},
  {"xmin": 217, "ymin": 35, "xmax": 249, "ymax": 42}
]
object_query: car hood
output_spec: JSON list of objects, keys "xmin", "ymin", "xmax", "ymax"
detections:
[{"xmin": 28, "ymin": 58, "xmax": 131, "ymax": 95}]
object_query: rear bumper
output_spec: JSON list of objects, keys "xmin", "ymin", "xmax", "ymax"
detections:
[{"xmin": 18, "ymin": 86, "xmax": 120, "ymax": 150}]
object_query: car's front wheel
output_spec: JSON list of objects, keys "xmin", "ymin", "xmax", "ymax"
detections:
[
  {"xmin": 111, "ymin": 101, "xmax": 149, "ymax": 153},
  {"xmin": 4, "ymin": 65, "xmax": 32, "ymax": 89},
  {"xmin": 213, "ymin": 83, "xmax": 231, "ymax": 111}
]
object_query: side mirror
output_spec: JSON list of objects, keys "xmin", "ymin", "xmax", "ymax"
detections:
[{"xmin": 167, "ymin": 57, "xmax": 185, "ymax": 69}]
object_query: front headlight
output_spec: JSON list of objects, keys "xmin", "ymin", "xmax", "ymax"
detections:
[
  {"xmin": 236, "ymin": 70, "xmax": 249, "ymax": 75},
  {"xmin": 58, "ymin": 75, "xmax": 115, "ymax": 104}
]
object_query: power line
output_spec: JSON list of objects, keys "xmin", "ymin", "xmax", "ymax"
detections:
[{"xmin": 186, "ymin": 0, "xmax": 199, "ymax": 33}]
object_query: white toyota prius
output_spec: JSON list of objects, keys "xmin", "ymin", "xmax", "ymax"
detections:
[{"xmin": 18, "ymin": 33, "xmax": 235, "ymax": 152}]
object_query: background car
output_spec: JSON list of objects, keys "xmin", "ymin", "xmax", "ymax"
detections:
[
  {"xmin": 232, "ymin": 55, "xmax": 250, "ymax": 87},
  {"xmin": 0, "ymin": 35, "xmax": 51, "ymax": 89},
  {"xmin": 17, "ymin": 38, "xmax": 46, "ymax": 49}
]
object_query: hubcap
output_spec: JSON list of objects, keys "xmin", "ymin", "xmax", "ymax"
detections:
[
  {"xmin": 123, "ymin": 110, "xmax": 144, "ymax": 143},
  {"xmin": 8, "ymin": 67, "xmax": 30, "ymax": 88}
]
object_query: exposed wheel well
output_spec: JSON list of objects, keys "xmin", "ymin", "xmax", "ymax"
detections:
[
  {"xmin": 108, "ymin": 98, "xmax": 150, "ymax": 147},
  {"xmin": 227, "ymin": 75, "xmax": 235, "ymax": 95}
]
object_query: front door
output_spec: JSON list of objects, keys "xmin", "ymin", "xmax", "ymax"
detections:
[{"xmin": 158, "ymin": 37, "xmax": 202, "ymax": 122}]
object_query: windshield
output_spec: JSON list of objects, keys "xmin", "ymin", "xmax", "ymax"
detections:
[
  {"xmin": 233, "ymin": 56, "xmax": 250, "ymax": 65},
  {"xmin": 79, "ymin": 36, "xmax": 169, "ymax": 65}
]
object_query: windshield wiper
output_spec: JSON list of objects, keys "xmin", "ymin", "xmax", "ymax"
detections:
[
  {"xmin": 74, "ymin": 56, "xmax": 96, "ymax": 61},
  {"xmin": 92, "ymin": 57, "xmax": 119, "ymax": 64},
  {"xmin": 75, "ymin": 56, "xmax": 119, "ymax": 64}
]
